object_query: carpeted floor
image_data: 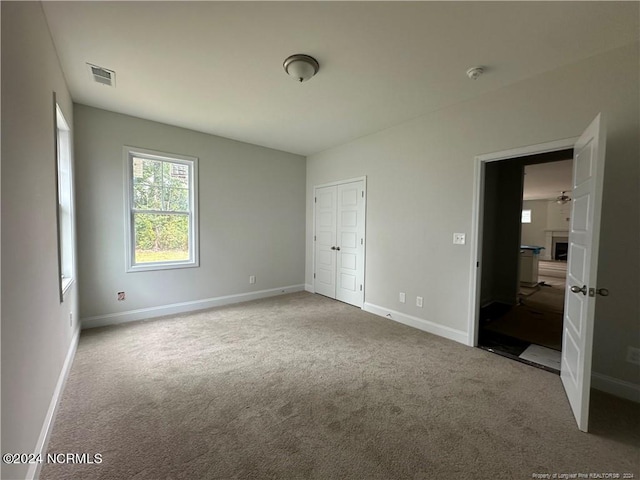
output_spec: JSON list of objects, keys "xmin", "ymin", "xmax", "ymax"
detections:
[{"xmin": 41, "ymin": 292, "xmax": 639, "ymax": 480}]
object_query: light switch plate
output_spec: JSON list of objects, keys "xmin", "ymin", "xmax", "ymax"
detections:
[{"xmin": 453, "ymin": 233, "xmax": 466, "ymax": 245}]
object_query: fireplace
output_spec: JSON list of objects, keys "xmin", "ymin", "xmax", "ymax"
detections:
[
  {"xmin": 544, "ymin": 230, "xmax": 569, "ymax": 261},
  {"xmin": 554, "ymin": 241, "xmax": 568, "ymax": 261}
]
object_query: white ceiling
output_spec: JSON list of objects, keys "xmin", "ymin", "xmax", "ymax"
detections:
[
  {"xmin": 523, "ymin": 159, "xmax": 573, "ymax": 201},
  {"xmin": 42, "ymin": 2, "xmax": 638, "ymax": 156}
]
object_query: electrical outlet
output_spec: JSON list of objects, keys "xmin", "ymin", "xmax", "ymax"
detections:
[
  {"xmin": 117, "ymin": 291, "xmax": 125, "ymax": 301},
  {"xmin": 416, "ymin": 296, "xmax": 423, "ymax": 308},
  {"xmin": 249, "ymin": 275, "xmax": 256, "ymax": 284},
  {"xmin": 399, "ymin": 292, "xmax": 406, "ymax": 303},
  {"xmin": 627, "ymin": 346, "xmax": 640, "ymax": 366},
  {"xmin": 453, "ymin": 233, "xmax": 466, "ymax": 245}
]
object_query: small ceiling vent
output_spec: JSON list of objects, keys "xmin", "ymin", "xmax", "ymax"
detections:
[{"xmin": 87, "ymin": 63, "xmax": 115, "ymax": 87}]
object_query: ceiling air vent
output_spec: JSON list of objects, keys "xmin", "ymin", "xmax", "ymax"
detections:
[{"xmin": 87, "ymin": 63, "xmax": 115, "ymax": 87}]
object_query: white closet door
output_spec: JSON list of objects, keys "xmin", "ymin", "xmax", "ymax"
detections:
[
  {"xmin": 314, "ymin": 186, "xmax": 337, "ymax": 299},
  {"xmin": 335, "ymin": 181, "xmax": 365, "ymax": 307},
  {"xmin": 314, "ymin": 179, "xmax": 366, "ymax": 308}
]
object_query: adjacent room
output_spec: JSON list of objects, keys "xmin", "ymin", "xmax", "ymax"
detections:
[
  {"xmin": 2, "ymin": 2, "xmax": 639, "ymax": 480},
  {"xmin": 478, "ymin": 155, "xmax": 574, "ymax": 372}
]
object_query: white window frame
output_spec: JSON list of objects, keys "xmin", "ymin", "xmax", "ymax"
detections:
[
  {"xmin": 124, "ymin": 146, "xmax": 199, "ymax": 272},
  {"xmin": 521, "ymin": 209, "xmax": 532, "ymax": 224},
  {"xmin": 55, "ymin": 103, "xmax": 74, "ymax": 300}
]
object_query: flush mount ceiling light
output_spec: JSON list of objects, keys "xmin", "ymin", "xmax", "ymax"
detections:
[
  {"xmin": 283, "ymin": 54, "xmax": 319, "ymax": 83},
  {"xmin": 556, "ymin": 191, "xmax": 572, "ymax": 205},
  {"xmin": 466, "ymin": 66, "xmax": 484, "ymax": 80}
]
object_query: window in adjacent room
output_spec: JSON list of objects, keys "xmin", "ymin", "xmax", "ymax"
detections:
[
  {"xmin": 521, "ymin": 209, "xmax": 532, "ymax": 224},
  {"xmin": 124, "ymin": 146, "xmax": 199, "ymax": 272},
  {"xmin": 56, "ymin": 103, "xmax": 74, "ymax": 300}
]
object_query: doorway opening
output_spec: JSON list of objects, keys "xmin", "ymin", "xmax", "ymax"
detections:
[
  {"xmin": 469, "ymin": 115, "xmax": 605, "ymax": 432},
  {"xmin": 476, "ymin": 149, "xmax": 574, "ymax": 373}
]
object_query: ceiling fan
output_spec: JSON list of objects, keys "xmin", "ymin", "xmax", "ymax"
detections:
[{"xmin": 556, "ymin": 191, "xmax": 571, "ymax": 205}]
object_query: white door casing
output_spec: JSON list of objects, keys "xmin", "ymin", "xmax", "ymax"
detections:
[
  {"xmin": 313, "ymin": 179, "xmax": 366, "ymax": 308},
  {"xmin": 561, "ymin": 113, "xmax": 606, "ymax": 432}
]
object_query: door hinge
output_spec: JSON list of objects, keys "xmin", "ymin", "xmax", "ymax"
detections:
[
  {"xmin": 314, "ymin": 273, "xmax": 316, "ymax": 279},
  {"xmin": 477, "ymin": 262, "xmax": 480, "ymax": 268},
  {"xmin": 361, "ymin": 191, "xmax": 364, "ymax": 198},
  {"xmin": 314, "ymin": 235, "xmax": 316, "ymax": 241},
  {"xmin": 361, "ymin": 238, "xmax": 363, "ymax": 245},
  {"xmin": 314, "ymin": 197, "xmax": 317, "ymax": 203},
  {"xmin": 360, "ymin": 285, "xmax": 363, "ymax": 291}
]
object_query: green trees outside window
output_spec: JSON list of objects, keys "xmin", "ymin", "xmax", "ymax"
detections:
[{"xmin": 131, "ymin": 156, "xmax": 192, "ymax": 264}]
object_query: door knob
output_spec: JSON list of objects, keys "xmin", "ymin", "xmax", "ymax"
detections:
[
  {"xmin": 596, "ymin": 288, "xmax": 609, "ymax": 297},
  {"xmin": 570, "ymin": 285, "xmax": 587, "ymax": 295},
  {"xmin": 331, "ymin": 246, "xmax": 336, "ymax": 250},
  {"xmin": 336, "ymin": 247, "xmax": 341, "ymax": 251}
]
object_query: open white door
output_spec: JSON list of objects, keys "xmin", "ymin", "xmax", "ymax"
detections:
[{"xmin": 561, "ymin": 113, "xmax": 606, "ymax": 432}]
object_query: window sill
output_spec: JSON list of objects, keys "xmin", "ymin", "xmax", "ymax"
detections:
[{"xmin": 126, "ymin": 261, "xmax": 199, "ymax": 273}]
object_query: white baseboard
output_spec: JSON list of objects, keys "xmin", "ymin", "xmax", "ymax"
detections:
[
  {"xmin": 81, "ymin": 284, "xmax": 305, "ymax": 329},
  {"xmin": 305, "ymin": 283, "xmax": 314, "ymax": 293},
  {"xmin": 27, "ymin": 328, "xmax": 80, "ymax": 480},
  {"xmin": 363, "ymin": 303, "xmax": 468, "ymax": 345},
  {"xmin": 592, "ymin": 371, "xmax": 640, "ymax": 403}
]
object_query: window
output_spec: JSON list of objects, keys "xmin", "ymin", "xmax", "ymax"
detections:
[
  {"xmin": 56, "ymin": 104, "xmax": 74, "ymax": 299},
  {"xmin": 521, "ymin": 209, "xmax": 532, "ymax": 223},
  {"xmin": 124, "ymin": 147, "xmax": 199, "ymax": 271}
]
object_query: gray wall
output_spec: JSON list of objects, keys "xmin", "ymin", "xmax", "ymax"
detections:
[
  {"xmin": 521, "ymin": 200, "xmax": 549, "ymax": 249},
  {"xmin": 480, "ymin": 161, "xmax": 524, "ymax": 306},
  {"xmin": 74, "ymin": 105, "xmax": 306, "ymax": 320},
  {"xmin": 306, "ymin": 42, "xmax": 640, "ymax": 387},
  {"xmin": 1, "ymin": 3, "xmax": 79, "ymax": 479},
  {"xmin": 547, "ymin": 199, "xmax": 573, "ymax": 231}
]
